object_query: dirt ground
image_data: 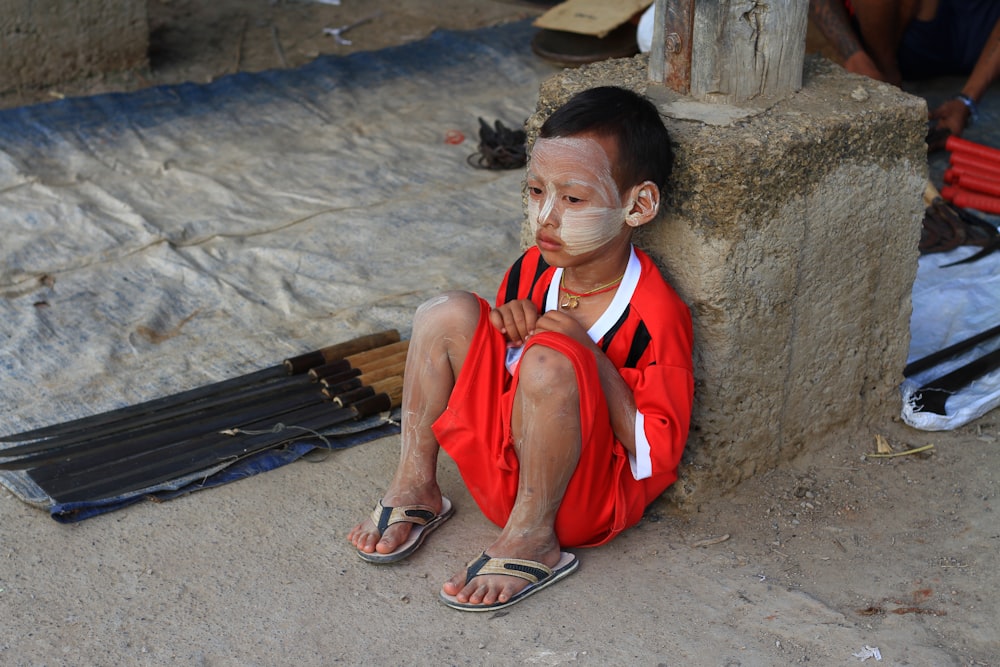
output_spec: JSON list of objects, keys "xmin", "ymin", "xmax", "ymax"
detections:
[
  {"xmin": 0, "ymin": 0, "xmax": 557, "ymax": 110},
  {"xmin": 1, "ymin": 2, "xmax": 997, "ymax": 665}
]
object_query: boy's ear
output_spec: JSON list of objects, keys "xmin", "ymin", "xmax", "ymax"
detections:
[{"xmin": 624, "ymin": 181, "xmax": 660, "ymax": 228}]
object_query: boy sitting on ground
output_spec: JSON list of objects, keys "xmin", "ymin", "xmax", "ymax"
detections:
[{"xmin": 348, "ymin": 86, "xmax": 694, "ymax": 611}]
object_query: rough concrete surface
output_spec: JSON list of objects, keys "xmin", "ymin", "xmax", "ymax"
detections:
[
  {"xmin": 1, "ymin": 3, "xmax": 998, "ymax": 666},
  {"xmin": 0, "ymin": 0, "xmax": 148, "ymax": 90}
]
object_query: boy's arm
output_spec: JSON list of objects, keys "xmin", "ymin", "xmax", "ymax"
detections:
[
  {"xmin": 621, "ymin": 362, "xmax": 694, "ymax": 481},
  {"xmin": 593, "ymin": 351, "xmax": 640, "ymax": 455},
  {"xmin": 568, "ymin": 327, "xmax": 692, "ymax": 468},
  {"xmin": 606, "ymin": 259, "xmax": 694, "ymax": 479}
]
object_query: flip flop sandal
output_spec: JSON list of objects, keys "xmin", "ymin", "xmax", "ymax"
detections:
[
  {"xmin": 439, "ymin": 551, "xmax": 578, "ymax": 611},
  {"xmin": 357, "ymin": 496, "xmax": 454, "ymax": 564}
]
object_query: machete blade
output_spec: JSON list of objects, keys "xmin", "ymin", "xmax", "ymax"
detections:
[
  {"xmin": 35, "ymin": 393, "xmax": 393, "ymax": 504},
  {"xmin": 0, "ymin": 329, "xmax": 399, "ymax": 443}
]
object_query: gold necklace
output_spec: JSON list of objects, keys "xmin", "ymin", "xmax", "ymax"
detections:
[{"xmin": 559, "ymin": 272, "xmax": 624, "ymax": 309}]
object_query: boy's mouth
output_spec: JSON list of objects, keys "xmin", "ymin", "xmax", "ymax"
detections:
[{"xmin": 535, "ymin": 232, "xmax": 561, "ymax": 251}]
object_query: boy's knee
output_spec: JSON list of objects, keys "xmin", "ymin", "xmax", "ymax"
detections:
[
  {"xmin": 518, "ymin": 345, "xmax": 578, "ymax": 397},
  {"xmin": 413, "ymin": 290, "xmax": 481, "ymax": 331}
]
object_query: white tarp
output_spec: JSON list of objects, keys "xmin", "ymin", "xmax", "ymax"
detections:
[
  {"xmin": 0, "ymin": 22, "xmax": 552, "ymax": 447},
  {"xmin": 902, "ymin": 244, "xmax": 1000, "ymax": 430}
]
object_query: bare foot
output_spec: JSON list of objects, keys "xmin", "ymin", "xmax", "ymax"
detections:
[
  {"xmin": 347, "ymin": 482, "xmax": 443, "ymax": 557},
  {"xmin": 441, "ymin": 532, "xmax": 562, "ymax": 607}
]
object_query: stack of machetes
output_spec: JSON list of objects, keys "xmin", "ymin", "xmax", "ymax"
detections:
[
  {"xmin": 0, "ymin": 330, "xmax": 407, "ymax": 505},
  {"xmin": 906, "ymin": 323, "xmax": 1000, "ymax": 416}
]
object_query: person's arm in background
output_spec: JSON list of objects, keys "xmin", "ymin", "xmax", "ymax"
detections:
[
  {"xmin": 809, "ymin": 0, "xmax": 890, "ymax": 82},
  {"xmin": 930, "ymin": 18, "xmax": 1000, "ymax": 138}
]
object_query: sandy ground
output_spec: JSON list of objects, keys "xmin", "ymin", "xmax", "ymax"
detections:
[{"xmin": 1, "ymin": 2, "xmax": 997, "ymax": 666}]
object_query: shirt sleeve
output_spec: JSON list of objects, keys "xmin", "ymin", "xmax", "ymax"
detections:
[{"xmin": 620, "ymin": 360, "xmax": 694, "ymax": 482}]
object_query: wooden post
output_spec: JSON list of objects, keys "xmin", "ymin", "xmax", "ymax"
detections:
[
  {"xmin": 649, "ymin": 0, "xmax": 808, "ymax": 106},
  {"xmin": 648, "ymin": 0, "xmax": 695, "ymax": 95}
]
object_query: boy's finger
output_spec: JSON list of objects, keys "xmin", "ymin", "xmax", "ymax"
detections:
[
  {"xmin": 492, "ymin": 310, "xmax": 522, "ymax": 344},
  {"xmin": 505, "ymin": 309, "xmax": 530, "ymax": 337},
  {"xmin": 488, "ymin": 308, "xmax": 506, "ymax": 333}
]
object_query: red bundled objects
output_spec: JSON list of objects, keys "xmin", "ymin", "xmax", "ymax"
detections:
[
  {"xmin": 949, "ymin": 151, "xmax": 1000, "ymax": 178},
  {"xmin": 944, "ymin": 170, "xmax": 1000, "ymax": 196},
  {"xmin": 941, "ymin": 186, "xmax": 1000, "ymax": 214},
  {"xmin": 942, "ymin": 137, "xmax": 1000, "ymax": 213},
  {"xmin": 946, "ymin": 135, "xmax": 1000, "ymax": 165}
]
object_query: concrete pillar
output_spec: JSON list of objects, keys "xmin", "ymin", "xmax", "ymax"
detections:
[
  {"xmin": 527, "ymin": 55, "xmax": 927, "ymax": 503},
  {"xmin": 0, "ymin": 0, "xmax": 148, "ymax": 92}
]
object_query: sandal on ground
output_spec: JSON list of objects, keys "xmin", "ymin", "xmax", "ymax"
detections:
[
  {"xmin": 439, "ymin": 551, "xmax": 578, "ymax": 612},
  {"xmin": 356, "ymin": 497, "xmax": 454, "ymax": 564}
]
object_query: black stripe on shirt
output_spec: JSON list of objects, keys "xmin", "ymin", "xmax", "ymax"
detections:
[
  {"xmin": 530, "ymin": 255, "xmax": 550, "ymax": 294},
  {"xmin": 623, "ymin": 321, "xmax": 652, "ymax": 369},
  {"xmin": 601, "ymin": 307, "xmax": 652, "ymax": 369},
  {"xmin": 503, "ymin": 253, "xmax": 550, "ymax": 305},
  {"xmin": 600, "ymin": 307, "xmax": 629, "ymax": 354},
  {"xmin": 503, "ymin": 254, "xmax": 527, "ymax": 305}
]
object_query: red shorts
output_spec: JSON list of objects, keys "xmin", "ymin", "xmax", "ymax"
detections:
[{"xmin": 431, "ymin": 296, "xmax": 634, "ymax": 547}]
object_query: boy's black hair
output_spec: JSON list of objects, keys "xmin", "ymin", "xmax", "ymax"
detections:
[{"xmin": 539, "ymin": 86, "xmax": 673, "ymax": 195}]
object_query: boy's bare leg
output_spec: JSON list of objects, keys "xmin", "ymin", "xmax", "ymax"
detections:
[
  {"xmin": 347, "ymin": 291, "xmax": 478, "ymax": 556},
  {"xmin": 442, "ymin": 343, "xmax": 581, "ymax": 606}
]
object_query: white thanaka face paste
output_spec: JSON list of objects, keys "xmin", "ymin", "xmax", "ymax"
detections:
[{"xmin": 527, "ymin": 136, "xmax": 631, "ymax": 256}]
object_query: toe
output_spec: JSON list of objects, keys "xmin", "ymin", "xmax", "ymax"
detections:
[
  {"xmin": 374, "ymin": 521, "xmax": 412, "ymax": 554},
  {"xmin": 346, "ymin": 522, "xmax": 365, "ymax": 547},
  {"xmin": 441, "ymin": 570, "xmax": 467, "ymax": 597},
  {"xmin": 347, "ymin": 519, "xmax": 381, "ymax": 553},
  {"xmin": 442, "ymin": 570, "xmax": 529, "ymax": 606},
  {"xmin": 465, "ymin": 582, "xmax": 489, "ymax": 605}
]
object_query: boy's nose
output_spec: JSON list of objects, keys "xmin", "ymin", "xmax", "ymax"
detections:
[{"xmin": 537, "ymin": 197, "xmax": 560, "ymax": 227}]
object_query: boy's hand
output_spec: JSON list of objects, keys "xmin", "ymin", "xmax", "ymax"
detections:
[
  {"xmin": 534, "ymin": 310, "xmax": 593, "ymax": 348},
  {"xmin": 490, "ymin": 300, "xmax": 539, "ymax": 346}
]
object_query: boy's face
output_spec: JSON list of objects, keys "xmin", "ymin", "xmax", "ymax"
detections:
[{"xmin": 526, "ymin": 133, "xmax": 630, "ymax": 261}]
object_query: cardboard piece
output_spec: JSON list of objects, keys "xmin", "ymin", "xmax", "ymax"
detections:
[{"xmin": 533, "ymin": 0, "xmax": 652, "ymax": 38}]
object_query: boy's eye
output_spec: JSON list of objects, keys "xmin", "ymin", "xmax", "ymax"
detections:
[
  {"xmin": 566, "ymin": 196, "xmax": 582, "ymax": 204},
  {"xmin": 528, "ymin": 186, "xmax": 543, "ymax": 196}
]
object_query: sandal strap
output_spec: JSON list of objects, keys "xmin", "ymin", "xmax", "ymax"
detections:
[
  {"xmin": 464, "ymin": 553, "xmax": 553, "ymax": 585},
  {"xmin": 370, "ymin": 500, "xmax": 436, "ymax": 533}
]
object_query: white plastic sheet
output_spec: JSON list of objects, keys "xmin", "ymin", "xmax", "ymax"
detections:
[{"xmin": 901, "ymin": 243, "xmax": 1000, "ymax": 430}]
